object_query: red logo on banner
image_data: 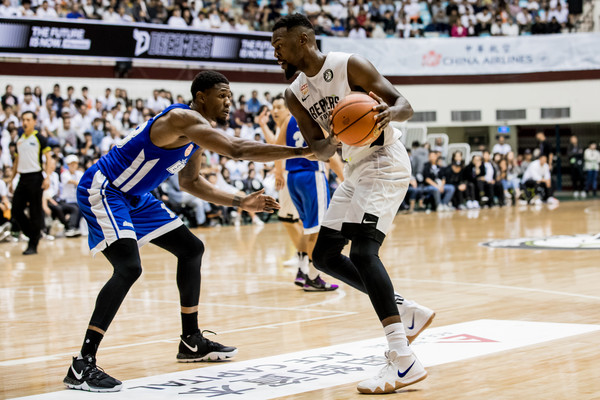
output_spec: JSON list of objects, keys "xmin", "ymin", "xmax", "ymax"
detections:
[
  {"xmin": 422, "ymin": 50, "xmax": 442, "ymax": 67},
  {"xmin": 437, "ymin": 334, "xmax": 498, "ymax": 343}
]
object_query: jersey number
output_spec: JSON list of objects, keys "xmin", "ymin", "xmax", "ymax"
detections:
[
  {"xmin": 292, "ymin": 130, "xmax": 305, "ymax": 148},
  {"xmin": 117, "ymin": 121, "xmax": 149, "ymax": 148}
]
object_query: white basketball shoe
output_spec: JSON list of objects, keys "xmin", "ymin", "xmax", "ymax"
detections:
[
  {"xmin": 357, "ymin": 350, "xmax": 427, "ymax": 394},
  {"xmin": 396, "ymin": 297, "xmax": 436, "ymax": 343}
]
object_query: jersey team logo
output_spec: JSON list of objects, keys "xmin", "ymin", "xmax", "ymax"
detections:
[
  {"xmin": 323, "ymin": 69, "xmax": 334, "ymax": 82},
  {"xmin": 185, "ymin": 143, "xmax": 194, "ymax": 156},
  {"xmin": 480, "ymin": 234, "xmax": 600, "ymax": 250}
]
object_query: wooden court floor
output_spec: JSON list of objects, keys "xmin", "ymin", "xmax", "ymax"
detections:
[{"xmin": 1, "ymin": 200, "xmax": 600, "ymax": 399}]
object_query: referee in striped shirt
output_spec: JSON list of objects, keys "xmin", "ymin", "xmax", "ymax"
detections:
[{"xmin": 9, "ymin": 111, "xmax": 54, "ymax": 255}]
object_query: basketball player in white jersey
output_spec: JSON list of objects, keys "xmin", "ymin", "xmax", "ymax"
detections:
[{"xmin": 271, "ymin": 14, "xmax": 435, "ymax": 394}]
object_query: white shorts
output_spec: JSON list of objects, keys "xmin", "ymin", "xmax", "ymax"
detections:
[
  {"xmin": 321, "ymin": 140, "xmax": 411, "ymax": 243},
  {"xmin": 277, "ymin": 178, "xmax": 300, "ymax": 223}
]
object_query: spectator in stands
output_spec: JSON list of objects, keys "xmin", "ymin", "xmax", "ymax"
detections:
[
  {"xmin": 492, "ymin": 133, "xmax": 511, "ymax": 155},
  {"xmin": 168, "ymin": 7, "xmax": 188, "ymax": 27},
  {"xmin": 78, "ymin": 131, "xmax": 100, "ymax": 161},
  {"xmin": 348, "ymin": 18, "xmax": 368, "ymax": 38},
  {"xmin": 36, "ymin": 0, "xmax": 58, "ymax": 18},
  {"xmin": 245, "ymin": 90, "xmax": 262, "ymax": 115},
  {"xmin": 475, "ymin": 7, "xmax": 493, "ymax": 34},
  {"xmin": 1, "ymin": 85, "xmax": 18, "ymax": 110},
  {"xmin": 535, "ymin": 131, "xmax": 554, "ymax": 168},
  {"xmin": 444, "ymin": 150, "xmax": 475, "ymax": 209},
  {"xmin": 451, "ymin": 19, "xmax": 468, "ymax": 37},
  {"xmin": 531, "ymin": 15, "xmax": 547, "ymax": 34},
  {"xmin": 19, "ymin": 90, "xmax": 38, "ymax": 116},
  {"xmin": 146, "ymin": 89, "xmax": 166, "ymax": 114},
  {"xmin": 2, "ymin": 105, "xmax": 19, "ymax": 130},
  {"xmin": 66, "ymin": 2, "xmax": 85, "ymax": 19},
  {"xmin": 422, "ymin": 150, "xmax": 455, "ymax": 211},
  {"xmin": 522, "ymin": 154, "xmax": 558, "ymax": 204},
  {"xmin": 567, "ymin": 134, "xmax": 585, "ymax": 198},
  {"xmin": 100, "ymin": 123, "xmax": 121, "ymax": 155},
  {"xmin": 482, "ymin": 150, "xmax": 505, "ymax": 206},
  {"xmin": 41, "ymin": 109, "xmax": 61, "ymax": 145},
  {"xmin": 410, "ymin": 141, "xmax": 428, "ymax": 183},
  {"xmin": 58, "ymin": 154, "xmax": 83, "ymax": 236},
  {"xmin": 464, "ymin": 154, "xmax": 487, "ymax": 208},
  {"xmin": 583, "ymin": 141, "xmax": 600, "ymax": 197},
  {"xmin": 502, "ymin": 18, "xmax": 520, "ymax": 36},
  {"xmin": 57, "ymin": 115, "xmax": 80, "ymax": 154}
]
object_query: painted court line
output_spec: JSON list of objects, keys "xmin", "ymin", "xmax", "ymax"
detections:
[{"xmin": 10, "ymin": 319, "xmax": 600, "ymax": 400}]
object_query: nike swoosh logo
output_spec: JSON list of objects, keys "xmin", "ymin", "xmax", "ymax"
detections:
[
  {"xmin": 71, "ymin": 365, "xmax": 83, "ymax": 380},
  {"xmin": 301, "ymin": 95, "xmax": 309, "ymax": 101},
  {"xmin": 362, "ymin": 220, "xmax": 377, "ymax": 224},
  {"xmin": 408, "ymin": 314, "xmax": 415, "ymax": 330},
  {"xmin": 182, "ymin": 340, "xmax": 198, "ymax": 352},
  {"xmin": 397, "ymin": 360, "xmax": 416, "ymax": 378}
]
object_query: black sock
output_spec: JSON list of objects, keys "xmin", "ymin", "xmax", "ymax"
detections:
[
  {"xmin": 181, "ymin": 312, "xmax": 199, "ymax": 337},
  {"xmin": 80, "ymin": 329, "xmax": 104, "ymax": 358}
]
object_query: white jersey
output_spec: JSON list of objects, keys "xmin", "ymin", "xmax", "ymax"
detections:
[{"xmin": 289, "ymin": 52, "xmax": 401, "ymax": 165}]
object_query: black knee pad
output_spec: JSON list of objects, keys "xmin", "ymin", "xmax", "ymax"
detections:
[{"xmin": 102, "ymin": 239, "xmax": 143, "ymax": 286}]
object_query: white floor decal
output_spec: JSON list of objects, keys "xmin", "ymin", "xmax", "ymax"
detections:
[{"xmin": 12, "ymin": 320, "xmax": 600, "ymax": 399}]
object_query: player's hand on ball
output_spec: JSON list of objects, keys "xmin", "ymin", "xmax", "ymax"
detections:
[
  {"xmin": 241, "ymin": 189, "xmax": 280, "ymax": 213},
  {"xmin": 369, "ymin": 91, "xmax": 391, "ymax": 131}
]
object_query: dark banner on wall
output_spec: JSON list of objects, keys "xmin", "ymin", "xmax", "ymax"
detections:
[{"xmin": 0, "ymin": 18, "xmax": 304, "ymax": 68}]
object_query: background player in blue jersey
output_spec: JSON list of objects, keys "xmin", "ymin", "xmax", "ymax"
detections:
[
  {"xmin": 64, "ymin": 71, "xmax": 311, "ymax": 392},
  {"xmin": 270, "ymin": 95, "xmax": 341, "ymax": 291}
]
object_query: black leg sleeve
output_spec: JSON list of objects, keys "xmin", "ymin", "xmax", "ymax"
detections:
[
  {"xmin": 312, "ymin": 227, "xmax": 367, "ymax": 293},
  {"xmin": 90, "ymin": 239, "xmax": 142, "ymax": 331},
  {"xmin": 349, "ymin": 235, "xmax": 399, "ymax": 321},
  {"xmin": 151, "ymin": 225, "xmax": 204, "ymax": 308}
]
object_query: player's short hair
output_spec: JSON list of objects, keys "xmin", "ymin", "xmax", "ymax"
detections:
[
  {"xmin": 272, "ymin": 13, "xmax": 315, "ymax": 33},
  {"xmin": 191, "ymin": 71, "xmax": 229, "ymax": 99}
]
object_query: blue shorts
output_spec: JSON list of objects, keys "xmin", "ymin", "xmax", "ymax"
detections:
[
  {"xmin": 77, "ymin": 164, "xmax": 182, "ymax": 256},
  {"xmin": 287, "ymin": 170, "xmax": 330, "ymax": 234}
]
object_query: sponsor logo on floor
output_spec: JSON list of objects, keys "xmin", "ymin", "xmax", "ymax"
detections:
[
  {"xmin": 13, "ymin": 320, "xmax": 600, "ymax": 399},
  {"xmin": 481, "ymin": 234, "xmax": 600, "ymax": 250}
]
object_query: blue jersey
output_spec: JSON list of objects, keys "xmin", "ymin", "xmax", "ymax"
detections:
[
  {"xmin": 95, "ymin": 104, "xmax": 200, "ymax": 196},
  {"xmin": 285, "ymin": 116, "xmax": 323, "ymax": 172}
]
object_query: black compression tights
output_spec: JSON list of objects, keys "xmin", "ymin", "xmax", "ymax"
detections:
[
  {"xmin": 89, "ymin": 226, "xmax": 204, "ymax": 331},
  {"xmin": 312, "ymin": 227, "xmax": 398, "ymax": 321}
]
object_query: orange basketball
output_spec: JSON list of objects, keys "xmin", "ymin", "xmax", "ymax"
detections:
[{"xmin": 331, "ymin": 93, "xmax": 381, "ymax": 147}]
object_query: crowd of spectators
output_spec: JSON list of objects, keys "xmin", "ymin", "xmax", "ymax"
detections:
[
  {"xmin": 1, "ymin": 82, "xmax": 599, "ymax": 245},
  {"xmin": 0, "ymin": 0, "xmax": 579, "ymax": 39},
  {"xmin": 401, "ymin": 131, "xmax": 600, "ymax": 213}
]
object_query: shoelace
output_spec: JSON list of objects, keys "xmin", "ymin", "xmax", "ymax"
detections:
[
  {"xmin": 376, "ymin": 351, "xmax": 394, "ymax": 379},
  {"xmin": 82, "ymin": 359, "xmax": 110, "ymax": 380}
]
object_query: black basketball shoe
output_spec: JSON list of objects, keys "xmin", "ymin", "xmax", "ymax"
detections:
[
  {"xmin": 63, "ymin": 355, "xmax": 122, "ymax": 392},
  {"xmin": 177, "ymin": 330, "xmax": 238, "ymax": 362}
]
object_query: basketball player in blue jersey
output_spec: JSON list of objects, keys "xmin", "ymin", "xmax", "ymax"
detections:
[
  {"xmin": 64, "ymin": 71, "xmax": 312, "ymax": 392},
  {"xmin": 270, "ymin": 95, "xmax": 339, "ymax": 291},
  {"xmin": 272, "ymin": 15, "xmax": 435, "ymax": 394}
]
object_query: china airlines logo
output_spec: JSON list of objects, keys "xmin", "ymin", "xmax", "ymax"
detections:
[{"xmin": 422, "ymin": 50, "xmax": 442, "ymax": 67}]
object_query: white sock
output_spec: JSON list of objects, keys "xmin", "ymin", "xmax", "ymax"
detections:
[
  {"xmin": 384, "ymin": 323, "xmax": 411, "ymax": 355},
  {"xmin": 299, "ymin": 254, "xmax": 309, "ymax": 275},
  {"xmin": 308, "ymin": 260, "xmax": 319, "ymax": 280}
]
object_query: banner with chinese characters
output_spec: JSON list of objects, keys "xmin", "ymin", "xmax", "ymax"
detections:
[
  {"xmin": 321, "ymin": 33, "xmax": 600, "ymax": 76},
  {"xmin": 0, "ymin": 18, "xmax": 295, "ymax": 69}
]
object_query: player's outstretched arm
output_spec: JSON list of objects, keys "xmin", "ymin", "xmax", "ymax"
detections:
[
  {"xmin": 285, "ymin": 88, "xmax": 339, "ymax": 162},
  {"xmin": 179, "ymin": 151, "xmax": 279, "ymax": 213},
  {"xmin": 347, "ymin": 55, "xmax": 413, "ymax": 130},
  {"xmin": 178, "ymin": 111, "xmax": 311, "ymax": 162}
]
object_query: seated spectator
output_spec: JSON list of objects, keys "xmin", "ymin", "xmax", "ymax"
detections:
[
  {"xmin": 451, "ymin": 19, "xmax": 468, "ymax": 37},
  {"xmin": 422, "ymin": 150, "xmax": 455, "ymax": 211},
  {"xmin": 464, "ymin": 154, "xmax": 488, "ymax": 208},
  {"xmin": 100, "ymin": 123, "xmax": 122, "ymax": 155},
  {"xmin": 482, "ymin": 150, "xmax": 505, "ymax": 206},
  {"xmin": 36, "ymin": 0, "xmax": 58, "ymax": 18},
  {"xmin": 498, "ymin": 157, "xmax": 520, "ymax": 205},
  {"xmin": 475, "ymin": 7, "xmax": 493, "ymax": 34},
  {"xmin": 348, "ymin": 18, "xmax": 368, "ymax": 38},
  {"xmin": 521, "ymin": 154, "xmax": 558, "ymax": 204},
  {"xmin": 444, "ymin": 150, "xmax": 476, "ymax": 209},
  {"xmin": 58, "ymin": 154, "xmax": 83, "ymax": 236},
  {"xmin": 78, "ymin": 131, "xmax": 100, "ymax": 162}
]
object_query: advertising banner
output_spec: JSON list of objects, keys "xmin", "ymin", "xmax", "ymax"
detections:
[
  {"xmin": 322, "ymin": 33, "xmax": 600, "ymax": 76},
  {"xmin": 0, "ymin": 18, "xmax": 282, "ymax": 69}
]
